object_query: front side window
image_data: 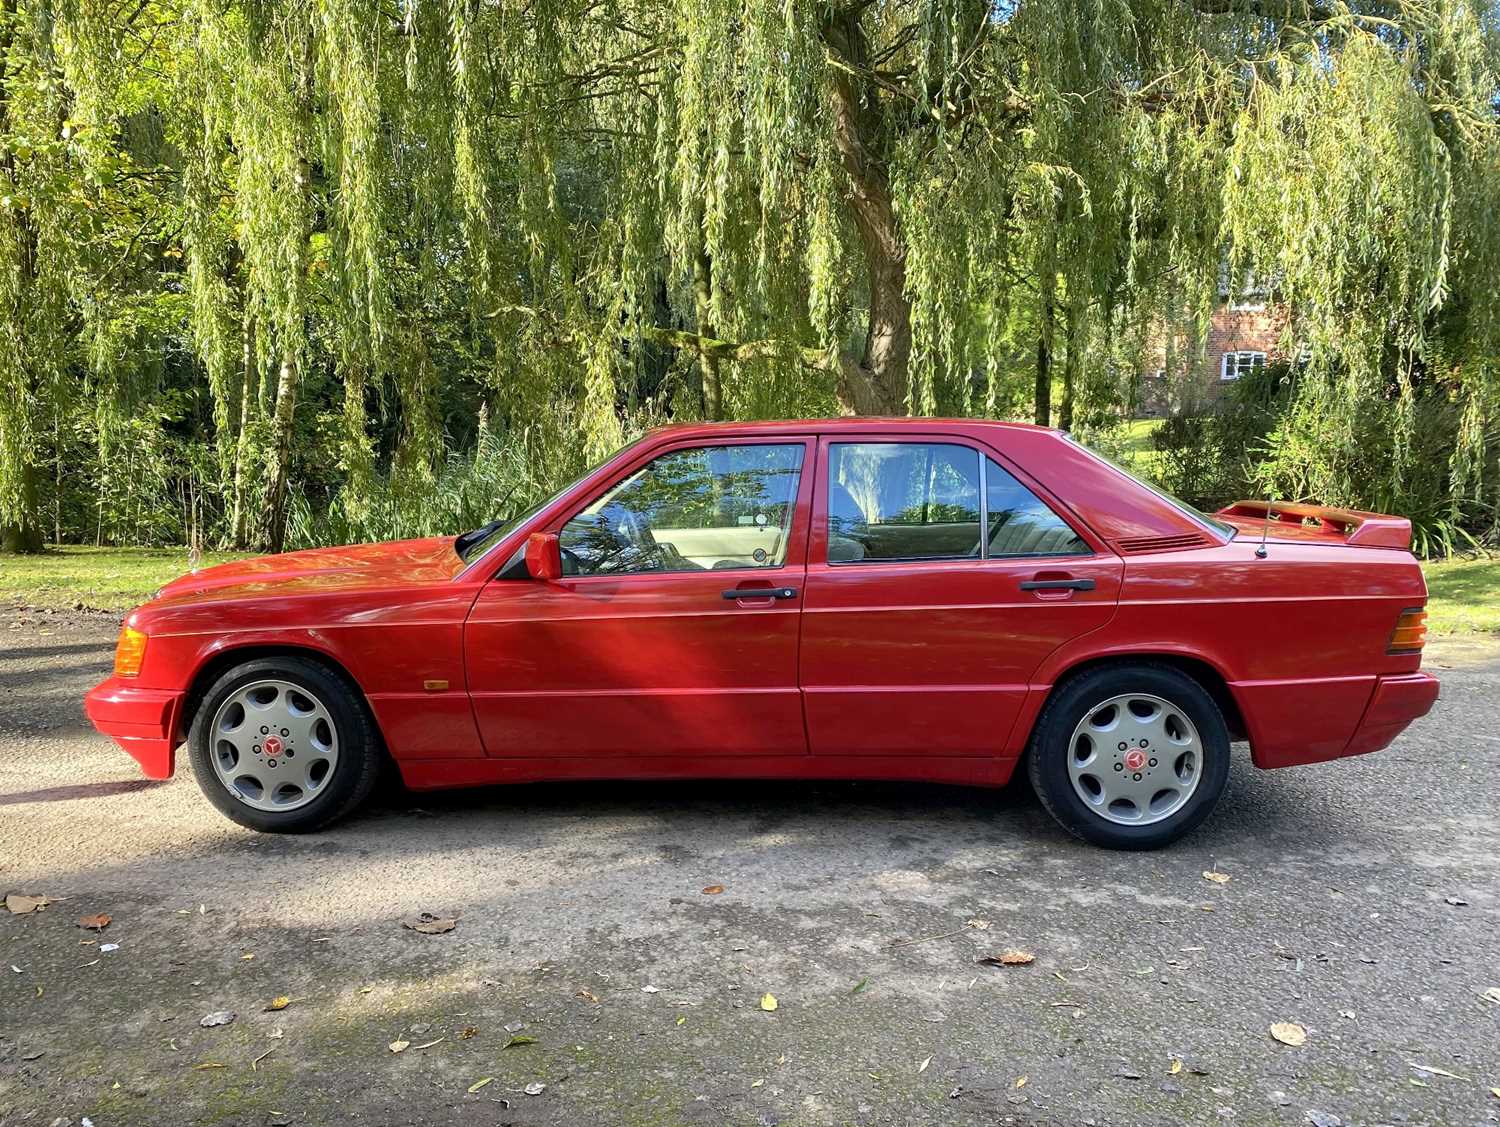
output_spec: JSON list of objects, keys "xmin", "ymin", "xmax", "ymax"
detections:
[
  {"xmin": 828, "ymin": 443, "xmax": 982, "ymax": 562},
  {"xmin": 560, "ymin": 443, "xmax": 804, "ymax": 575}
]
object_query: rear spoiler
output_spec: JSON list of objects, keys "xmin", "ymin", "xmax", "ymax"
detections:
[{"xmin": 1216, "ymin": 501, "xmax": 1412, "ymax": 549}]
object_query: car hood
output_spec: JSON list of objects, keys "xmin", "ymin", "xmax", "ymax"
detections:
[{"xmin": 153, "ymin": 536, "xmax": 467, "ymax": 603}]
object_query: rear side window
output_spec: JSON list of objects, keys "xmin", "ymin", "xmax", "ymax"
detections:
[
  {"xmin": 986, "ymin": 458, "xmax": 1089, "ymax": 557},
  {"xmin": 828, "ymin": 443, "xmax": 982, "ymax": 562},
  {"xmin": 826, "ymin": 442, "xmax": 1089, "ymax": 563}
]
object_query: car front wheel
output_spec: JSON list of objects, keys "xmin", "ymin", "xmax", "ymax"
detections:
[
  {"xmin": 1027, "ymin": 663, "xmax": 1230, "ymax": 850},
  {"xmin": 187, "ymin": 655, "xmax": 382, "ymax": 833}
]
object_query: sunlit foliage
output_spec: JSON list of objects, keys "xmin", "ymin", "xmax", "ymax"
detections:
[{"xmin": 0, "ymin": 0, "xmax": 1496, "ymax": 553}]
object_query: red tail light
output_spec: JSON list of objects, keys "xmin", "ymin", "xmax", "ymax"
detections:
[{"xmin": 1388, "ymin": 608, "xmax": 1427, "ymax": 655}]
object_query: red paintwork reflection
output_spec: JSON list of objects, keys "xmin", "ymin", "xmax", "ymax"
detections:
[{"xmin": 83, "ymin": 418, "xmax": 1439, "ymax": 793}]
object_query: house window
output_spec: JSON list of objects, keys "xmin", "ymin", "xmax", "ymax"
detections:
[{"xmin": 1220, "ymin": 350, "xmax": 1266, "ymax": 381}]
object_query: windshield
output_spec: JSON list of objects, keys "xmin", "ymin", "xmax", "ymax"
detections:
[
  {"xmin": 1065, "ymin": 433, "xmax": 1235, "ymax": 538},
  {"xmin": 454, "ymin": 437, "xmax": 646, "ymax": 566}
]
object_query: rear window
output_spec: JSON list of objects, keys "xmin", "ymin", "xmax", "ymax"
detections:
[{"xmin": 1066, "ymin": 435, "xmax": 1235, "ymax": 539}]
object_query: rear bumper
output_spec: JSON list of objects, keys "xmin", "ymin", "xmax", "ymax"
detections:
[
  {"xmin": 1341, "ymin": 672, "xmax": 1440, "ymax": 758},
  {"xmin": 83, "ymin": 677, "xmax": 184, "ymax": 779},
  {"xmin": 1245, "ymin": 671, "xmax": 1439, "ymax": 769}
]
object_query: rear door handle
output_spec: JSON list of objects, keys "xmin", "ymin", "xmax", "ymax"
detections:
[
  {"xmin": 722, "ymin": 587, "xmax": 798, "ymax": 600},
  {"xmin": 1019, "ymin": 578, "xmax": 1096, "ymax": 591}
]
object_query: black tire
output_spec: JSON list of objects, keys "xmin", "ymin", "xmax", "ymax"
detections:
[
  {"xmin": 1026, "ymin": 663, "xmax": 1230, "ymax": 850},
  {"xmin": 186, "ymin": 655, "xmax": 383, "ymax": 833}
]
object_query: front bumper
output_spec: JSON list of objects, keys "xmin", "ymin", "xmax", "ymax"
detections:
[
  {"xmin": 1341, "ymin": 671, "xmax": 1441, "ymax": 758},
  {"xmin": 83, "ymin": 677, "xmax": 184, "ymax": 779}
]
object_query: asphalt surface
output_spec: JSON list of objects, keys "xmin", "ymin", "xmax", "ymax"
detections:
[{"xmin": 1, "ymin": 609, "xmax": 1497, "ymax": 1127}]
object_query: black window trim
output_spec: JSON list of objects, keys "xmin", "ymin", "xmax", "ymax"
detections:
[
  {"xmin": 824, "ymin": 438, "xmax": 1095, "ymax": 567},
  {"xmin": 541, "ymin": 436, "xmax": 811, "ymax": 581}
]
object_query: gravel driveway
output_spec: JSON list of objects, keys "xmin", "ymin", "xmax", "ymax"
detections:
[{"xmin": 2, "ymin": 609, "xmax": 1497, "ymax": 1127}]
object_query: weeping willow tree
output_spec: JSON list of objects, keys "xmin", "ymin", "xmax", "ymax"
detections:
[{"xmin": 0, "ymin": 0, "xmax": 1496, "ymax": 553}]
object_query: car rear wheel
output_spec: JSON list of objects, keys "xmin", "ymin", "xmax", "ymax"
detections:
[
  {"xmin": 187, "ymin": 655, "xmax": 382, "ymax": 833},
  {"xmin": 1027, "ymin": 664, "xmax": 1230, "ymax": 849}
]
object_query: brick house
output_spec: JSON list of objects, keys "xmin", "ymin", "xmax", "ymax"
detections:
[{"xmin": 1136, "ymin": 283, "xmax": 1289, "ymax": 416}]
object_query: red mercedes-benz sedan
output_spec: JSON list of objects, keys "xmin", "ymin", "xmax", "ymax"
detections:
[{"xmin": 84, "ymin": 419, "xmax": 1439, "ymax": 848}]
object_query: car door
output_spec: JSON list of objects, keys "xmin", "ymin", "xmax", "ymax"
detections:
[
  {"xmin": 463, "ymin": 436, "xmax": 814, "ymax": 759},
  {"xmin": 801, "ymin": 433, "xmax": 1124, "ymax": 757}
]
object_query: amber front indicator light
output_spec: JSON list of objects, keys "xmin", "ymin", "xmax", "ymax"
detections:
[
  {"xmin": 114, "ymin": 625, "xmax": 148, "ymax": 677},
  {"xmin": 1388, "ymin": 608, "xmax": 1427, "ymax": 655}
]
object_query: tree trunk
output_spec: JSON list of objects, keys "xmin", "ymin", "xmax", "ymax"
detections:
[
  {"xmin": 230, "ymin": 313, "xmax": 258, "ymax": 547},
  {"xmin": 1059, "ymin": 307, "xmax": 1079, "ymax": 432},
  {"xmin": 262, "ymin": 35, "xmax": 316, "ymax": 553},
  {"xmin": 693, "ymin": 248, "xmax": 723, "ymax": 419},
  {"xmin": 823, "ymin": 10, "xmax": 911, "ymax": 416},
  {"xmin": 264, "ymin": 353, "xmax": 298, "ymax": 553},
  {"xmin": 0, "ymin": 459, "xmax": 43, "ymax": 552},
  {"xmin": 0, "ymin": 0, "xmax": 44, "ymax": 553},
  {"xmin": 1034, "ymin": 289, "xmax": 1054, "ymax": 427}
]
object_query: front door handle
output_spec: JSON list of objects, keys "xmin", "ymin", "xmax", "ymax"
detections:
[
  {"xmin": 1019, "ymin": 578, "xmax": 1096, "ymax": 591},
  {"xmin": 722, "ymin": 586, "xmax": 798, "ymax": 601}
]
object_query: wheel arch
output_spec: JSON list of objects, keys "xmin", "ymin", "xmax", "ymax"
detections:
[
  {"xmin": 1032, "ymin": 652, "xmax": 1248, "ymax": 745},
  {"xmin": 179, "ymin": 644, "xmax": 381, "ymax": 747}
]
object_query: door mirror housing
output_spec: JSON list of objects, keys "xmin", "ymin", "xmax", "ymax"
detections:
[{"xmin": 525, "ymin": 532, "xmax": 563, "ymax": 582}]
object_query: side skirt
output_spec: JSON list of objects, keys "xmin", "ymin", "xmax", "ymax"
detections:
[{"xmin": 395, "ymin": 755, "xmax": 1020, "ymax": 792}]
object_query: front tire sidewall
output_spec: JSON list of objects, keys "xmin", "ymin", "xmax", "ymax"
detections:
[
  {"xmin": 187, "ymin": 656, "xmax": 378, "ymax": 833},
  {"xmin": 1029, "ymin": 665, "xmax": 1230, "ymax": 850}
]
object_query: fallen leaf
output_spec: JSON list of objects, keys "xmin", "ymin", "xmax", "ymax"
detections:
[
  {"xmin": 575, "ymin": 989, "xmax": 600, "ymax": 1004},
  {"xmin": 751, "ymin": 1078, "xmax": 765, "ymax": 1088},
  {"xmin": 1489, "ymin": 1087, "xmax": 1500, "ymax": 1098},
  {"xmin": 250, "ymin": 1047, "xmax": 276, "ymax": 1071},
  {"xmin": 640, "ymin": 985, "xmax": 660, "ymax": 994},
  {"xmin": 99, "ymin": 943, "xmax": 119, "ymax": 953},
  {"xmin": 1483, "ymin": 987, "xmax": 1500, "ymax": 1005},
  {"xmin": 1407, "ymin": 1062, "xmax": 1470, "ymax": 1081},
  {"xmin": 199, "ymin": 1011, "xmax": 236, "ymax": 1028},
  {"xmin": 851, "ymin": 977, "xmax": 869, "ymax": 994},
  {"xmin": 702, "ymin": 885, "xmax": 724, "ymax": 895},
  {"xmin": 1015, "ymin": 1075, "xmax": 1028, "ymax": 1088},
  {"xmin": 1202, "ymin": 871, "xmax": 1231, "ymax": 884},
  {"xmin": 388, "ymin": 1040, "xmax": 410, "ymax": 1054},
  {"xmin": 4, "ymin": 893, "xmax": 55, "ymax": 914},
  {"xmin": 523, "ymin": 1082, "xmax": 546, "ymax": 1096},
  {"xmin": 467, "ymin": 1077, "xmax": 493, "ymax": 1094},
  {"xmin": 240, "ymin": 953, "xmax": 255, "ymax": 961},
  {"xmin": 503, "ymin": 1034, "xmax": 538, "ymax": 1049},
  {"xmin": 977, "ymin": 950, "xmax": 1035, "ymax": 967},
  {"xmin": 77, "ymin": 913, "xmax": 111, "ymax": 931},
  {"xmin": 760, "ymin": 992, "xmax": 778, "ymax": 1012},
  {"xmin": 402, "ymin": 912, "xmax": 458, "ymax": 935},
  {"xmin": 1409, "ymin": 1079, "xmax": 1428, "ymax": 1088},
  {"xmin": 1269, "ymin": 1022, "xmax": 1306, "ymax": 1047},
  {"xmin": 918, "ymin": 1056, "xmax": 931, "ymax": 1074},
  {"xmin": 676, "ymin": 1015, "xmax": 685, "ymax": 1026},
  {"xmin": 193, "ymin": 1062, "xmax": 227, "ymax": 1071},
  {"xmin": 1444, "ymin": 896, "xmax": 1468, "ymax": 906},
  {"xmin": 264, "ymin": 997, "xmax": 290, "ymax": 1012},
  {"xmin": 1170, "ymin": 1059, "xmax": 1183, "ymax": 1075},
  {"xmin": 459, "ymin": 1026, "xmax": 478, "ymax": 1039}
]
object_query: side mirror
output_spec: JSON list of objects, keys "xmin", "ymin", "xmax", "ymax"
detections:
[{"xmin": 524, "ymin": 532, "xmax": 562, "ymax": 582}]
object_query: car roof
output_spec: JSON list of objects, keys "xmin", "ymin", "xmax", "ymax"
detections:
[{"xmin": 643, "ymin": 417, "xmax": 1057, "ymax": 439}]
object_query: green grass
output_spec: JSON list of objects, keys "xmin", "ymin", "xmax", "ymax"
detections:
[
  {"xmin": 0, "ymin": 545, "xmax": 250, "ymax": 612},
  {"xmin": 3, "ymin": 543, "xmax": 1497, "ymax": 638},
  {"xmin": 1421, "ymin": 553, "xmax": 1500, "ymax": 636}
]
